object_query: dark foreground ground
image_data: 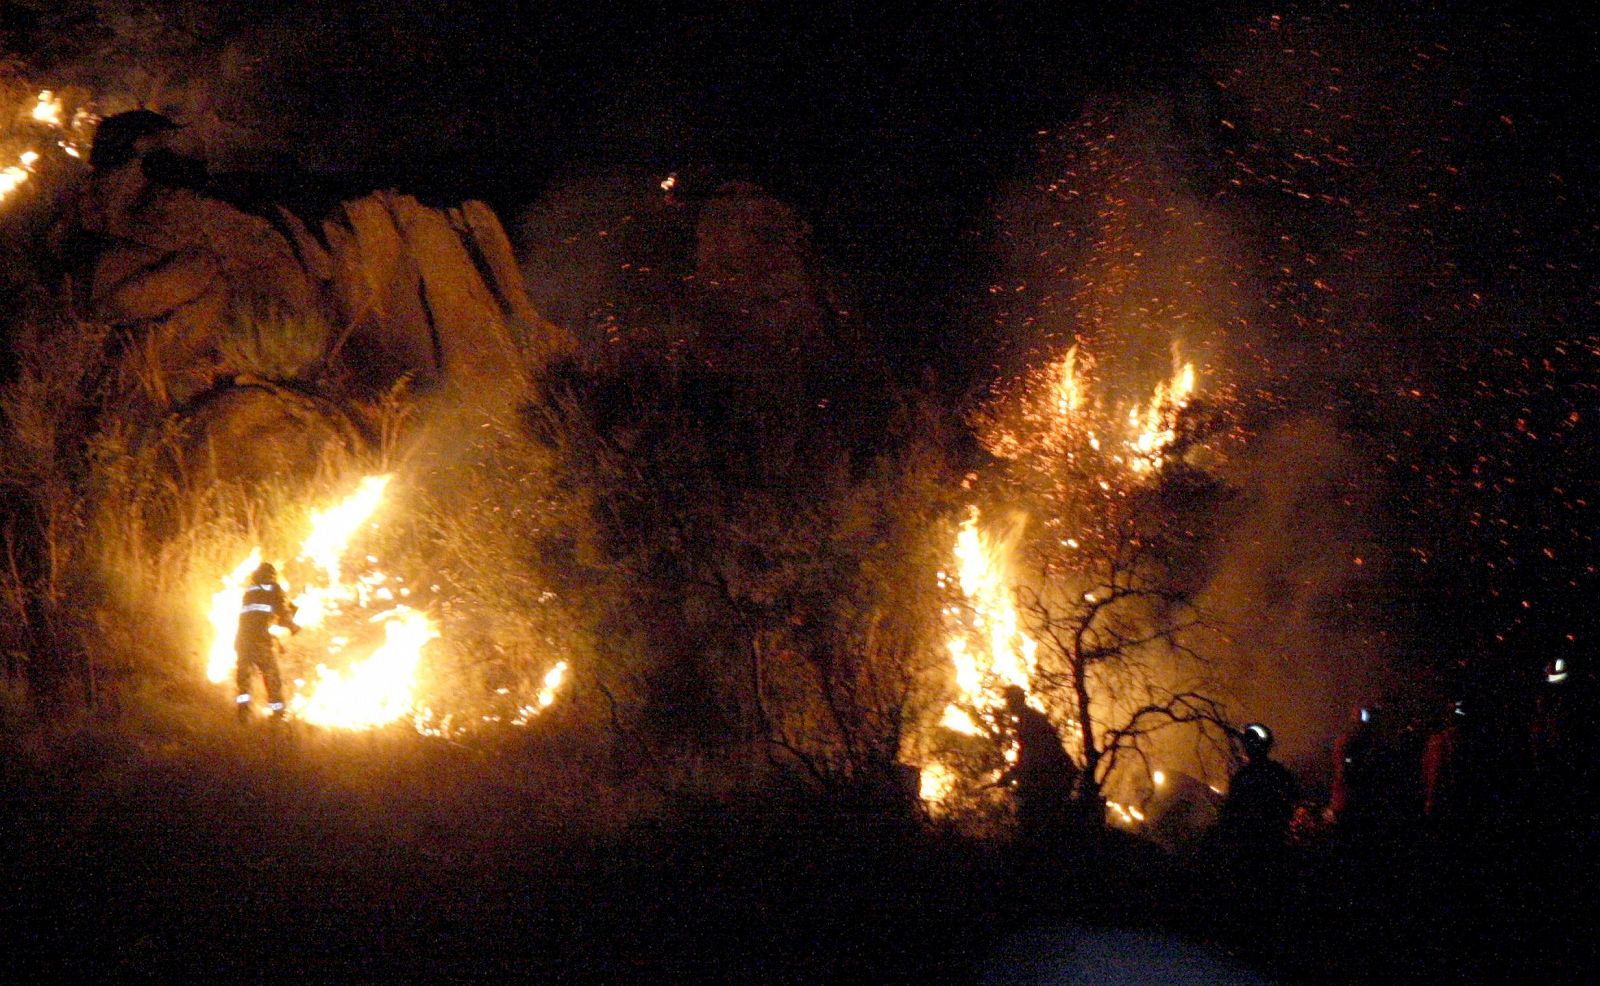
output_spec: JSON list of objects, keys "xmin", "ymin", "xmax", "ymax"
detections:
[{"xmin": 2, "ymin": 713, "xmax": 1593, "ymax": 984}]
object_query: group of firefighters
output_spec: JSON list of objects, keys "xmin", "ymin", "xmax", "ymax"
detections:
[
  {"xmin": 234, "ymin": 562, "xmax": 1585, "ymax": 853},
  {"xmin": 996, "ymin": 665, "xmax": 1589, "ymax": 854}
]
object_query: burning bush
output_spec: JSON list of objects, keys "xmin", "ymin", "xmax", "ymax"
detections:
[{"xmin": 917, "ymin": 344, "xmax": 1240, "ymax": 826}]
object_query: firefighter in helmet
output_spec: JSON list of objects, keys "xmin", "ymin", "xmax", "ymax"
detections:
[
  {"xmin": 1219, "ymin": 722, "xmax": 1299, "ymax": 848},
  {"xmin": 235, "ymin": 562, "xmax": 298, "ymax": 720}
]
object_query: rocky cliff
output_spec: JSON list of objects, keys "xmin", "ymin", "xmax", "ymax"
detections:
[{"xmin": 59, "ymin": 112, "xmax": 571, "ymax": 482}]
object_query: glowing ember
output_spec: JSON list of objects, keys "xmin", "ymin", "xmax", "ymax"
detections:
[
  {"xmin": 512, "ymin": 661, "xmax": 570, "ymax": 725},
  {"xmin": 537, "ymin": 660, "xmax": 569, "ymax": 708},
  {"xmin": 30, "ymin": 90, "xmax": 63, "ymax": 126}
]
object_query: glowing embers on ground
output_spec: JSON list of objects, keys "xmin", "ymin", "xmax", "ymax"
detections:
[{"xmin": 2, "ymin": 90, "xmax": 92, "ymax": 206}]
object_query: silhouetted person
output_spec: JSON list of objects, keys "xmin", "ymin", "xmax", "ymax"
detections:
[
  {"xmin": 1215, "ymin": 723, "xmax": 1300, "ymax": 947},
  {"xmin": 1530, "ymin": 656, "xmax": 1598, "ymax": 826},
  {"xmin": 87, "ymin": 110, "xmax": 181, "ymax": 172},
  {"xmin": 1219, "ymin": 723, "xmax": 1299, "ymax": 850},
  {"xmin": 1331, "ymin": 705, "xmax": 1390, "ymax": 830},
  {"xmin": 235, "ymin": 562, "xmax": 297, "ymax": 721},
  {"xmin": 1421, "ymin": 700, "xmax": 1466, "ymax": 823},
  {"xmin": 1334, "ymin": 704, "xmax": 1424, "ymax": 868},
  {"xmin": 999, "ymin": 684, "xmax": 1081, "ymax": 843}
]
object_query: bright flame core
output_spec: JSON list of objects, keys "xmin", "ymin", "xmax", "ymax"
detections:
[
  {"xmin": 919, "ymin": 349, "xmax": 1199, "ymax": 813},
  {"xmin": 291, "ymin": 609, "xmax": 438, "ymax": 729},
  {"xmin": 942, "ymin": 508, "xmax": 1037, "ymax": 726},
  {"xmin": 205, "ymin": 476, "xmax": 434, "ymax": 730},
  {"xmin": 30, "ymin": 91, "xmax": 63, "ymax": 126}
]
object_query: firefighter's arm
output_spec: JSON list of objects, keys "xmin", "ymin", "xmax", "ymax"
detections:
[{"xmin": 279, "ymin": 593, "xmax": 301, "ymax": 635}]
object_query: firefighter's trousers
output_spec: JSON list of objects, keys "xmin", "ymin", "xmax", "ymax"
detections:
[{"xmin": 235, "ymin": 634, "xmax": 285, "ymax": 712}]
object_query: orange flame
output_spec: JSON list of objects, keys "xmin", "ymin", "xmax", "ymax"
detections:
[
  {"xmin": 205, "ymin": 476, "xmax": 438, "ymax": 729},
  {"xmin": 918, "ymin": 346, "xmax": 1199, "ymax": 810}
]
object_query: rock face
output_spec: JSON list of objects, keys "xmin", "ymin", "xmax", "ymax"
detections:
[
  {"xmin": 316, "ymin": 192, "xmax": 559, "ymax": 402},
  {"xmin": 64, "ymin": 116, "xmax": 571, "ymax": 480}
]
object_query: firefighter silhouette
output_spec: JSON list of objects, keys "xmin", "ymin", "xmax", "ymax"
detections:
[
  {"xmin": 1219, "ymin": 722, "xmax": 1299, "ymax": 849},
  {"xmin": 235, "ymin": 562, "xmax": 298, "ymax": 720},
  {"xmin": 1331, "ymin": 704, "xmax": 1404, "ymax": 839},
  {"xmin": 999, "ymin": 684, "xmax": 1082, "ymax": 841},
  {"xmin": 1421, "ymin": 699, "xmax": 1466, "ymax": 822}
]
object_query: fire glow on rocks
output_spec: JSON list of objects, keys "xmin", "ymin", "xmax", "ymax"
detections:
[{"xmin": 920, "ymin": 348, "xmax": 1199, "ymax": 815}]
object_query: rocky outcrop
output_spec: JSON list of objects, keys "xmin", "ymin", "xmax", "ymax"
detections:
[
  {"xmin": 316, "ymin": 191, "xmax": 563, "ymax": 403},
  {"xmin": 80, "ymin": 169, "xmax": 322, "ymax": 405},
  {"xmin": 62, "ymin": 116, "xmax": 572, "ymax": 481}
]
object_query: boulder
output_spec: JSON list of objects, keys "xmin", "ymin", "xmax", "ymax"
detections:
[
  {"xmin": 178, "ymin": 379, "xmax": 363, "ymax": 487},
  {"xmin": 65, "ymin": 114, "xmax": 572, "ymax": 454},
  {"xmin": 81, "ymin": 169, "xmax": 322, "ymax": 404}
]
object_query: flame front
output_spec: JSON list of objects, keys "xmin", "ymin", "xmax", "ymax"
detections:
[
  {"xmin": 920, "ymin": 349, "xmax": 1198, "ymax": 813},
  {"xmin": 291, "ymin": 608, "xmax": 437, "ymax": 729},
  {"xmin": 204, "ymin": 475, "xmax": 436, "ymax": 730}
]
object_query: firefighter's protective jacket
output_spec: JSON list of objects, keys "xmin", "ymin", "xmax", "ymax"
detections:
[{"xmin": 237, "ymin": 580, "xmax": 296, "ymax": 641}]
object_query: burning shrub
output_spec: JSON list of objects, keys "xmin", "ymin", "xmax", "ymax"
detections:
[{"xmin": 915, "ymin": 344, "xmax": 1241, "ymax": 826}]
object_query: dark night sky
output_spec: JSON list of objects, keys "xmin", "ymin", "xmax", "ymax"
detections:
[{"xmin": 12, "ymin": 1, "xmax": 1595, "ymax": 347}]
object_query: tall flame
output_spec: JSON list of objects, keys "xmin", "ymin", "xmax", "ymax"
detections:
[
  {"xmin": 205, "ymin": 475, "xmax": 435, "ymax": 729},
  {"xmin": 206, "ymin": 549, "xmax": 263, "ymax": 682},
  {"xmin": 920, "ymin": 348, "xmax": 1199, "ymax": 810},
  {"xmin": 938, "ymin": 508, "xmax": 1037, "ymax": 735}
]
